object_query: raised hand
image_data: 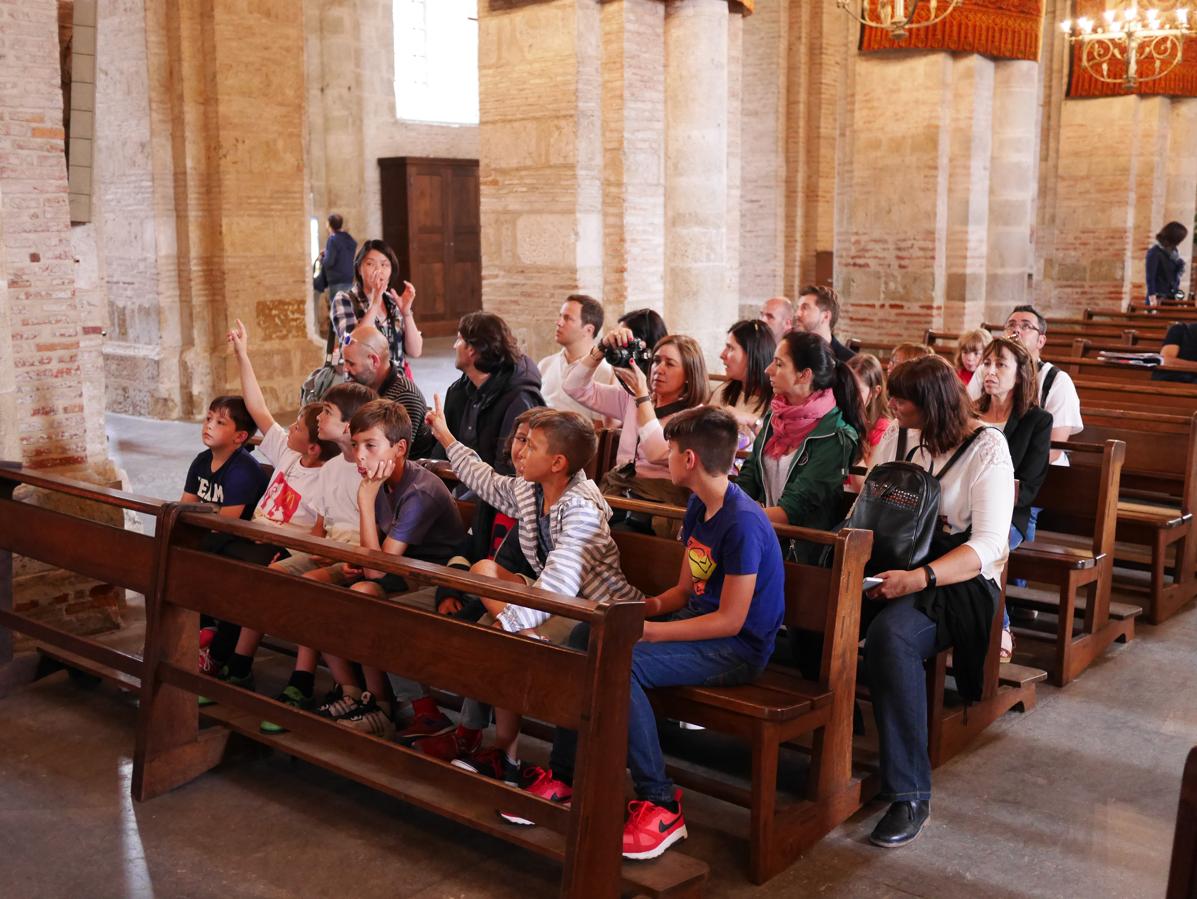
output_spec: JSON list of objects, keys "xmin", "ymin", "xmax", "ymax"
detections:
[
  {"xmin": 425, "ymin": 393, "xmax": 454, "ymax": 447},
  {"xmin": 393, "ymin": 280, "xmax": 416, "ymax": 317},
  {"xmin": 601, "ymin": 326, "xmax": 635, "ymax": 349},
  {"xmin": 227, "ymin": 319, "xmax": 250, "ymax": 356},
  {"xmin": 613, "ymin": 363, "xmax": 649, "ymax": 400}
]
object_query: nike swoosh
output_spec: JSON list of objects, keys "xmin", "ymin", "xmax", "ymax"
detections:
[{"xmin": 658, "ymin": 814, "xmax": 683, "ymax": 833}]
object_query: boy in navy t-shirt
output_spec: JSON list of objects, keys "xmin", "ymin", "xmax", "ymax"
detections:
[
  {"xmin": 181, "ymin": 395, "xmax": 267, "ymax": 519},
  {"xmin": 504, "ymin": 406, "xmax": 785, "ymax": 861}
]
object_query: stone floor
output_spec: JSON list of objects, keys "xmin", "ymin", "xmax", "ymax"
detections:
[{"xmin": 3, "ymin": 339, "xmax": 1195, "ymax": 897}]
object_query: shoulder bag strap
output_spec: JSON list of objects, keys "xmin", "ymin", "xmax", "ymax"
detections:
[{"xmin": 929, "ymin": 426, "xmax": 992, "ymax": 481}]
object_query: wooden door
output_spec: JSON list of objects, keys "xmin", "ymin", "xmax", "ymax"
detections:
[{"xmin": 379, "ymin": 157, "xmax": 480, "ymax": 336}]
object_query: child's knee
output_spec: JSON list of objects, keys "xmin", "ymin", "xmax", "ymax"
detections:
[
  {"xmin": 471, "ymin": 559, "xmax": 500, "ymax": 578},
  {"xmin": 351, "ymin": 580, "xmax": 382, "ymax": 597}
]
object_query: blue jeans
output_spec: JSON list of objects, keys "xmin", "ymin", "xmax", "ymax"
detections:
[
  {"xmin": 863, "ymin": 595, "xmax": 950, "ymax": 802},
  {"xmin": 551, "ymin": 616, "xmax": 760, "ymax": 805},
  {"xmin": 1005, "ymin": 506, "xmax": 1040, "ymax": 627}
]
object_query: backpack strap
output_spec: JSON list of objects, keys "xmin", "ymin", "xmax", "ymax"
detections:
[
  {"xmin": 897, "ymin": 427, "xmax": 908, "ymax": 461},
  {"xmin": 929, "ymin": 426, "xmax": 993, "ymax": 481},
  {"xmin": 1038, "ymin": 360, "xmax": 1059, "ymax": 406}
]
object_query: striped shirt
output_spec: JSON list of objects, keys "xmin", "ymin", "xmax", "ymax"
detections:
[
  {"xmin": 446, "ymin": 441, "xmax": 644, "ymax": 632},
  {"xmin": 330, "ymin": 285, "xmax": 406, "ymax": 369}
]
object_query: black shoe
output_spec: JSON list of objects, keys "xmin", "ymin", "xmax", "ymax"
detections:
[{"xmin": 868, "ymin": 800, "xmax": 929, "ymax": 848}]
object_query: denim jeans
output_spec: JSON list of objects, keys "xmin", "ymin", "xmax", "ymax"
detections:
[
  {"xmin": 863, "ymin": 595, "xmax": 951, "ymax": 802},
  {"xmin": 1006, "ymin": 506, "xmax": 1040, "ymax": 626},
  {"xmin": 551, "ymin": 616, "xmax": 760, "ymax": 805}
]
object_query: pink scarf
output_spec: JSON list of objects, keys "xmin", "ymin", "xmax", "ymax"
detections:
[{"xmin": 764, "ymin": 389, "xmax": 836, "ymax": 459}]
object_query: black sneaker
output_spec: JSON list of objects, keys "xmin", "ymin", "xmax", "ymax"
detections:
[
  {"xmin": 869, "ymin": 800, "xmax": 930, "ymax": 848},
  {"xmin": 316, "ymin": 685, "xmax": 361, "ymax": 720},
  {"xmin": 451, "ymin": 746, "xmax": 521, "ymax": 786}
]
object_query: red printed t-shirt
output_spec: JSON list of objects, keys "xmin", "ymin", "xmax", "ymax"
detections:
[{"xmin": 251, "ymin": 423, "xmax": 323, "ymax": 533}]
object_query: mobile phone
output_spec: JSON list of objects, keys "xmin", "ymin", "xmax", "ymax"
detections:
[{"xmin": 862, "ymin": 576, "xmax": 883, "ymax": 592}]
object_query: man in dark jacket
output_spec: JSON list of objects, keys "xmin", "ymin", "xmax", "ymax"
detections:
[
  {"xmin": 434, "ymin": 312, "xmax": 545, "ymax": 475},
  {"xmin": 315, "ymin": 213, "xmax": 356, "ymax": 299}
]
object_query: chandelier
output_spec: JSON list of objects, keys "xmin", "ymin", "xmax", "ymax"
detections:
[
  {"xmin": 836, "ymin": 0, "xmax": 963, "ymax": 40},
  {"xmin": 1060, "ymin": 3, "xmax": 1197, "ymax": 90}
]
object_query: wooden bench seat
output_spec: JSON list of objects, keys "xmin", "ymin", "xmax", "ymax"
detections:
[{"xmin": 1008, "ymin": 439, "xmax": 1132, "ymax": 686}]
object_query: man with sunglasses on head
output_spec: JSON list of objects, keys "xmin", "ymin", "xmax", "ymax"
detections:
[
  {"xmin": 967, "ymin": 305, "xmax": 1083, "ymax": 465},
  {"xmin": 341, "ymin": 324, "xmax": 436, "ymax": 458}
]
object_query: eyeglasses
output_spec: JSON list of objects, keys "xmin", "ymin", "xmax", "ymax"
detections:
[{"xmin": 1005, "ymin": 321, "xmax": 1042, "ymax": 334}]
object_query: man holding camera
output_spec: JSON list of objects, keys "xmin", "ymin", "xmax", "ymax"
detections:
[{"xmin": 538, "ymin": 294, "xmax": 616, "ymax": 421}]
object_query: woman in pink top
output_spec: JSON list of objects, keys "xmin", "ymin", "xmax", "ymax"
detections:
[{"xmin": 564, "ymin": 330, "xmax": 708, "ymax": 536}]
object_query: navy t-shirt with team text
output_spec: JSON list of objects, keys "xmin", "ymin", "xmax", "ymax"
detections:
[
  {"xmin": 681, "ymin": 482, "xmax": 785, "ymax": 668},
  {"xmin": 183, "ymin": 447, "xmax": 268, "ymax": 520}
]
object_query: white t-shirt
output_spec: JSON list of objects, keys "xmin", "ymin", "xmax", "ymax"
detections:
[
  {"xmin": 538, "ymin": 348, "xmax": 616, "ymax": 420},
  {"xmin": 870, "ymin": 422, "xmax": 1015, "ymax": 584},
  {"xmin": 968, "ymin": 360, "xmax": 1083, "ymax": 466},
  {"xmin": 314, "ymin": 454, "xmax": 363, "ymax": 544},
  {"xmin": 252, "ymin": 423, "xmax": 323, "ymax": 533},
  {"xmin": 762, "ymin": 449, "xmax": 797, "ymax": 508}
]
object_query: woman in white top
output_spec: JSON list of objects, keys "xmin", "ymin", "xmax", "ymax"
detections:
[
  {"xmin": 861, "ymin": 354, "xmax": 1014, "ymax": 850},
  {"xmin": 711, "ymin": 319, "xmax": 775, "ymax": 446},
  {"xmin": 565, "ymin": 330, "xmax": 708, "ymax": 536}
]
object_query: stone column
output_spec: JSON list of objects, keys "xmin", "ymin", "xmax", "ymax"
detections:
[
  {"xmin": 600, "ymin": 0, "xmax": 666, "ymax": 317},
  {"xmin": 478, "ymin": 0, "xmax": 603, "ymax": 363},
  {"xmin": 664, "ymin": 0, "xmax": 734, "ymax": 360}
]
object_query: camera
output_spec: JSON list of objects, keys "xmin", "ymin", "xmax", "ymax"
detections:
[{"xmin": 603, "ymin": 338, "xmax": 652, "ymax": 370}]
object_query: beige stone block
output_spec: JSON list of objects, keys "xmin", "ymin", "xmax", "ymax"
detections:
[
  {"xmin": 68, "ymin": 193, "xmax": 91, "ymax": 223},
  {"xmin": 516, "ymin": 213, "xmax": 578, "ymax": 266},
  {"xmin": 69, "ymin": 165, "xmax": 92, "ymax": 193},
  {"xmin": 70, "ymin": 109, "xmax": 94, "ymax": 140},
  {"xmin": 73, "ymin": 52, "xmax": 96, "ymax": 85},
  {"xmin": 74, "ymin": 0, "xmax": 97, "ymax": 28},
  {"xmin": 70, "ymin": 81, "xmax": 95, "ymax": 112}
]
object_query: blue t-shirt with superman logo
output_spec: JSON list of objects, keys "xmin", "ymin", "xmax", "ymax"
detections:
[{"xmin": 681, "ymin": 482, "xmax": 785, "ymax": 667}]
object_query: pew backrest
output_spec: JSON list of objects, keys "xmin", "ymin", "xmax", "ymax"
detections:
[{"xmin": 1034, "ymin": 441, "xmax": 1125, "ymax": 557}]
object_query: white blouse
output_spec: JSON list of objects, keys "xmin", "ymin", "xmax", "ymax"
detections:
[{"xmin": 869, "ymin": 421, "xmax": 1015, "ymax": 584}]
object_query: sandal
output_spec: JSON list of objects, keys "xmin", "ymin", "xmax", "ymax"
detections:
[{"xmin": 1000, "ymin": 627, "xmax": 1014, "ymax": 664}]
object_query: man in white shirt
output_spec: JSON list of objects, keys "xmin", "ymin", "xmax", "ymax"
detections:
[
  {"xmin": 759, "ymin": 296, "xmax": 793, "ymax": 344},
  {"xmin": 968, "ymin": 305, "xmax": 1083, "ymax": 465},
  {"xmin": 538, "ymin": 294, "xmax": 615, "ymax": 420}
]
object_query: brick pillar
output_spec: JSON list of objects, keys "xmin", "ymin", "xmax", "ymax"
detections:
[
  {"xmin": 664, "ymin": 0, "xmax": 735, "ymax": 361},
  {"xmin": 0, "ymin": 0, "xmax": 125, "ymax": 648},
  {"xmin": 478, "ymin": 0, "xmax": 603, "ymax": 363},
  {"xmin": 601, "ymin": 0, "xmax": 666, "ymax": 318}
]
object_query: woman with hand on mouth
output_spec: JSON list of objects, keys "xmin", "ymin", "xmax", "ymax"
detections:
[{"xmin": 976, "ymin": 336, "xmax": 1052, "ymax": 662}]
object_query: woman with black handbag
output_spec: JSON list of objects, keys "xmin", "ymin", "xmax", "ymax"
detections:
[{"xmin": 863, "ymin": 354, "xmax": 1014, "ymax": 849}]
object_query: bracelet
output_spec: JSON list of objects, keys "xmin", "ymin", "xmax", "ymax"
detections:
[
  {"xmin": 922, "ymin": 564, "xmax": 937, "ymax": 590},
  {"xmin": 635, "ymin": 395, "xmax": 652, "ymax": 406}
]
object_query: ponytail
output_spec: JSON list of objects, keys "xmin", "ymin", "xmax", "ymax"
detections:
[{"xmin": 831, "ymin": 361, "xmax": 866, "ymax": 460}]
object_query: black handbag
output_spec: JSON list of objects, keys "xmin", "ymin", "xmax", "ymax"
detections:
[{"xmin": 832, "ymin": 427, "xmax": 990, "ymax": 575}]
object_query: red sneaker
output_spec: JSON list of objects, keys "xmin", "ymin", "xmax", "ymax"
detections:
[
  {"xmin": 451, "ymin": 746, "xmax": 521, "ymax": 786},
  {"xmin": 395, "ymin": 712, "xmax": 454, "ymax": 746},
  {"xmin": 621, "ymin": 790, "xmax": 687, "ymax": 860},
  {"xmin": 198, "ymin": 627, "xmax": 218, "ymax": 675},
  {"xmin": 413, "ymin": 727, "xmax": 482, "ymax": 762},
  {"xmin": 498, "ymin": 766, "xmax": 573, "ymax": 826}
]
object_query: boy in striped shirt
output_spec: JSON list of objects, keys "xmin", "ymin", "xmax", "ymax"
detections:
[{"xmin": 422, "ymin": 402, "xmax": 642, "ymax": 781}]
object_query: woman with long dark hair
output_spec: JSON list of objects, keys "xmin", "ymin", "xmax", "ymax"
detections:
[
  {"xmin": 713, "ymin": 319, "xmax": 775, "ymax": 441},
  {"xmin": 329, "ymin": 239, "xmax": 424, "ymax": 373},
  {"xmin": 1146, "ymin": 220, "xmax": 1189, "ymax": 306},
  {"xmin": 861, "ymin": 354, "xmax": 1014, "ymax": 849},
  {"xmin": 736, "ymin": 332, "xmax": 862, "ymax": 545}
]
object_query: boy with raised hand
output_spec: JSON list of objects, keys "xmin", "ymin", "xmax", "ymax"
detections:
[
  {"xmin": 220, "ymin": 379, "xmax": 377, "ymax": 732},
  {"xmin": 419, "ymin": 400, "xmax": 643, "ymax": 779},
  {"xmin": 501, "ymin": 406, "xmax": 785, "ymax": 862},
  {"xmin": 205, "ymin": 322, "xmax": 341, "ymax": 685},
  {"xmin": 318, "ymin": 399, "xmax": 465, "ymax": 738}
]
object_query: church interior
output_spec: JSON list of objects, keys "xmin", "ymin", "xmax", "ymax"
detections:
[{"xmin": 2, "ymin": 1, "xmax": 1197, "ymax": 896}]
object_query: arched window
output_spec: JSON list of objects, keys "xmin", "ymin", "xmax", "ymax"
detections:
[{"xmin": 393, "ymin": 0, "xmax": 478, "ymax": 125}]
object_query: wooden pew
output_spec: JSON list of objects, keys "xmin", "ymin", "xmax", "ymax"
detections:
[
  {"xmin": 604, "ymin": 496, "xmax": 872, "ymax": 884},
  {"xmin": 1071, "ymin": 409, "xmax": 1197, "ymax": 624},
  {"xmin": 1006, "ymin": 440, "xmax": 1136, "ymax": 687},
  {"xmin": 133, "ymin": 506, "xmax": 707, "ymax": 898},
  {"xmin": 0, "ymin": 463, "xmax": 165, "ymax": 693},
  {"xmin": 1087, "ymin": 306, "xmax": 1197, "ymax": 323},
  {"xmin": 1168, "ymin": 746, "xmax": 1197, "ymax": 899},
  {"xmin": 1074, "ymin": 378, "xmax": 1197, "ymax": 416}
]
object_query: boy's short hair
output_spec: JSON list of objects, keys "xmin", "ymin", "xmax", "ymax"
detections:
[
  {"xmin": 349, "ymin": 399, "xmax": 412, "ymax": 448},
  {"xmin": 527, "ymin": 409, "xmax": 596, "ymax": 476},
  {"xmin": 323, "ymin": 381, "xmax": 377, "ymax": 422},
  {"xmin": 662, "ymin": 406, "xmax": 738, "ymax": 476},
  {"xmin": 209, "ymin": 395, "xmax": 257, "ymax": 440},
  {"xmin": 300, "ymin": 403, "xmax": 342, "ymax": 461}
]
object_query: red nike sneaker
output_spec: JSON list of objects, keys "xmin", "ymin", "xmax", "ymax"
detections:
[
  {"xmin": 621, "ymin": 789, "xmax": 687, "ymax": 860},
  {"xmin": 498, "ymin": 766, "xmax": 573, "ymax": 826}
]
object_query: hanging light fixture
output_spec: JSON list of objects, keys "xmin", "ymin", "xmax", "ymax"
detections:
[
  {"xmin": 836, "ymin": 0, "xmax": 963, "ymax": 41},
  {"xmin": 1060, "ymin": 2, "xmax": 1197, "ymax": 90}
]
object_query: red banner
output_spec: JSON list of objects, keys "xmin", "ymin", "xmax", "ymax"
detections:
[
  {"xmin": 858, "ymin": 0, "xmax": 1044, "ymax": 61},
  {"xmin": 1067, "ymin": 1, "xmax": 1197, "ymax": 97}
]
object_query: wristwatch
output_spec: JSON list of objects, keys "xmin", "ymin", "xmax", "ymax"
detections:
[
  {"xmin": 922, "ymin": 565, "xmax": 937, "ymax": 590},
  {"xmin": 635, "ymin": 395, "xmax": 652, "ymax": 406}
]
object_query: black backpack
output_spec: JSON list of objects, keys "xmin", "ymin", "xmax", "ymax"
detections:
[{"xmin": 839, "ymin": 427, "xmax": 990, "ymax": 576}]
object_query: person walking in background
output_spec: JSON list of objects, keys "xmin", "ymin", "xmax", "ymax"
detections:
[
  {"xmin": 317, "ymin": 213, "xmax": 357, "ymax": 301},
  {"xmin": 1146, "ymin": 221, "xmax": 1189, "ymax": 306}
]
